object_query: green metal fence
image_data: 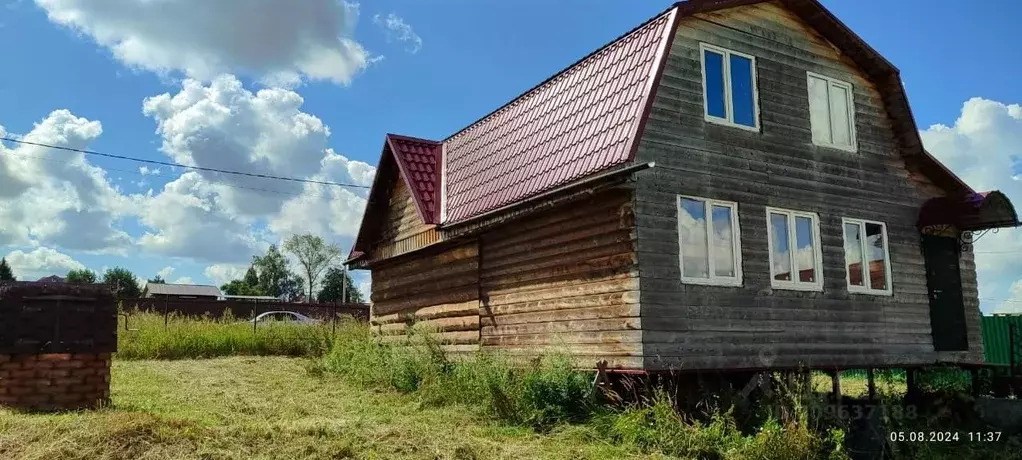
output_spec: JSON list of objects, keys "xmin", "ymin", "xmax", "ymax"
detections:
[{"xmin": 981, "ymin": 315, "xmax": 1022, "ymax": 367}]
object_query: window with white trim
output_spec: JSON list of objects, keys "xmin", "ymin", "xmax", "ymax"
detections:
[
  {"xmin": 700, "ymin": 43, "xmax": 759, "ymax": 131},
  {"xmin": 678, "ymin": 196, "xmax": 742, "ymax": 286},
  {"xmin": 766, "ymin": 207, "xmax": 823, "ymax": 291},
  {"xmin": 842, "ymin": 218, "xmax": 893, "ymax": 295},
  {"xmin": 807, "ymin": 72, "xmax": 857, "ymax": 151}
]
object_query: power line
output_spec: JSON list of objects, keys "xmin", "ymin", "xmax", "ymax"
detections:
[
  {"xmin": 0, "ymin": 136, "xmax": 370, "ymax": 189},
  {"xmin": 1, "ymin": 149, "xmax": 315, "ymax": 199}
]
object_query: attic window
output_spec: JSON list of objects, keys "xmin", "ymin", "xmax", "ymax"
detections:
[
  {"xmin": 807, "ymin": 72, "xmax": 857, "ymax": 152},
  {"xmin": 700, "ymin": 43, "xmax": 759, "ymax": 131}
]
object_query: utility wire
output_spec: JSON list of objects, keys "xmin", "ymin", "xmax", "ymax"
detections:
[
  {"xmin": 0, "ymin": 136, "xmax": 370, "ymax": 189},
  {"xmin": 2, "ymin": 149, "xmax": 311, "ymax": 199}
]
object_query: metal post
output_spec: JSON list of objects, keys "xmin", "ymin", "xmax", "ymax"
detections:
[
  {"xmin": 163, "ymin": 296, "xmax": 169, "ymax": 329},
  {"xmin": 252, "ymin": 303, "xmax": 257, "ymax": 334},
  {"xmin": 867, "ymin": 368, "xmax": 877, "ymax": 401},
  {"xmin": 332, "ymin": 302, "xmax": 336, "ymax": 335}
]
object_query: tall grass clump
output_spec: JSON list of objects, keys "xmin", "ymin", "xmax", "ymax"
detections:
[
  {"xmin": 117, "ymin": 311, "xmax": 334, "ymax": 360},
  {"xmin": 320, "ymin": 324, "xmax": 595, "ymax": 429},
  {"xmin": 595, "ymin": 389, "xmax": 848, "ymax": 460}
]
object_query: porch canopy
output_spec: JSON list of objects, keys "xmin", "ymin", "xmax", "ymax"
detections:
[{"xmin": 918, "ymin": 191, "xmax": 1020, "ymax": 231}]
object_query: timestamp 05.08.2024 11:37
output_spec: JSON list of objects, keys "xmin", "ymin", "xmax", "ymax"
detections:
[{"xmin": 888, "ymin": 431, "xmax": 1002, "ymax": 443}]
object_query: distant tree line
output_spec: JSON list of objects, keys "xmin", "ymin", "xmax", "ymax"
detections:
[
  {"xmin": 0, "ymin": 233, "xmax": 364, "ymax": 303},
  {"xmin": 220, "ymin": 234, "xmax": 363, "ymax": 303}
]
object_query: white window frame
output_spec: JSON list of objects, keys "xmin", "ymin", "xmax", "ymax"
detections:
[
  {"xmin": 700, "ymin": 43, "xmax": 760, "ymax": 132},
  {"xmin": 806, "ymin": 71, "xmax": 858, "ymax": 152},
  {"xmin": 765, "ymin": 207, "xmax": 824, "ymax": 292},
  {"xmin": 841, "ymin": 218, "xmax": 894, "ymax": 296},
  {"xmin": 677, "ymin": 195, "xmax": 743, "ymax": 287}
]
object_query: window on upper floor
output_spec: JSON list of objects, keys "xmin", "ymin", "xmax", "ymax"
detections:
[
  {"xmin": 700, "ymin": 43, "xmax": 759, "ymax": 131},
  {"xmin": 807, "ymin": 72, "xmax": 857, "ymax": 152},
  {"xmin": 842, "ymin": 218, "xmax": 892, "ymax": 295},
  {"xmin": 767, "ymin": 207, "xmax": 823, "ymax": 291},
  {"xmin": 678, "ymin": 196, "xmax": 742, "ymax": 286}
]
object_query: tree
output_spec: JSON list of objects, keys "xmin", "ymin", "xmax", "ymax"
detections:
[
  {"xmin": 147, "ymin": 275, "xmax": 166, "ymax": 284},
  {"xmin": 220, "ymin": 279, "xmax": 265, "ymax": 296},
  {"xmin": 102, "ymin": 267, "xmax": 141, "ymax": 298},
  {"xmin": 243, "ymin": 266, "xmax": 260, "ymax": 287},
  {"xmin": 0, "ymin": 257, "xmax": 15, "ymax": 282},
  {"xmin": 66, "ymin": 269, "xmax": 97, "ymax": 284},
  {"xmin": 283, "ymin": 234, "xmax": 342, "ymax": 303},
  {"xmin": 317, "ymin": 267, "xmax": 364, "ymax": 303},
  {"xmin": 252, "ymin": 245, "xmax": 302, "ymax": 301}
]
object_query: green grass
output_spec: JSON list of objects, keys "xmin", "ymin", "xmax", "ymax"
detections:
[
  {"xmin": 318, "ymin": 324, "xmax": 852, "ymax": 459},
  {"xmin": 116, "ymin": 311, "xmax": 335, "ymax": 360},
  {"xmin": 0, "ymin": 357, "xmax": 653, "ymax": 460}
]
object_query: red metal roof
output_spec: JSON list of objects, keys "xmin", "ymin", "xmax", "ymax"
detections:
[
  {"xmin": 386, "ymin": 134, "xmax": 441, "ymax": 224},
  {"xmin": 441, "ymin": 8, "xmax": 677, "ymax": 223}
]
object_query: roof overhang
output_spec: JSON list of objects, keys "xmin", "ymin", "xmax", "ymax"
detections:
[{"xmin": 918, "ymin": 191, "xmax": 1020, "ymax": 231}]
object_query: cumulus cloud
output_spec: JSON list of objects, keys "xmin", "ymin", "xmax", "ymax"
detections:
[
  {"xmin": 373, "ymin": 13, "xmax": 422, "ymax": 53},
  {"xmin": 921, "ymin": 97, "xmax": 1022, "ymax": 313},
  {"xmin": 204, "ymin": 263, "xmax": 248, "ymax": 286},
  {"xmin": 0, "ymin": 110, "xmax": 137, "ymax": 252},
  {"xmin": 156, "ymin": 266, "xmax": 175, "ymax": 280},
  {"xmin": 35, "ymin": 0, "xmax": 372, "ymax": 86},
  {"xmin": 4, "ymin": 246, "xmax": 85, "ymax": 280},
  {"xmin": 136, "ymin": 75, "xmax": 373, "ymax": 262}
]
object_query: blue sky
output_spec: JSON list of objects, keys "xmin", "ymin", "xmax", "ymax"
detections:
[{"xmin": 1, "ymin": 0, "xmax": 1021, "ymax": 312}]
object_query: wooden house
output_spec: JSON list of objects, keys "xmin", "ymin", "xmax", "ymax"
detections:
[{"xmin": 347, "ymin": 0, "xmax": 1019, "ymax": 372}]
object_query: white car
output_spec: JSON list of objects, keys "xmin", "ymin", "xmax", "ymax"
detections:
[{"xmin": 250, "ymin": 311, "xmax": 321, "ymax": 325}]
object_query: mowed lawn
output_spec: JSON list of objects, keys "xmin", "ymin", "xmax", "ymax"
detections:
[{"xmin": 0, "ymin": 357, "xmax": 657, "ymax": 460}]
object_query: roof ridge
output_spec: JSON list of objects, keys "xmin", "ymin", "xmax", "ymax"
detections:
[
  {"xmin": 386, "ymin": 133, "xmax": 441, "ymax": 144},
  {"xmin": 441, "ymin": 4, "xmax": 678, "ymax": 143}
]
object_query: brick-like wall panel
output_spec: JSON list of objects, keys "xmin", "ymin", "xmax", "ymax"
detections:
[{"xmin": 0, "ymin": 353, "xmax": 111, "ymax": 411}]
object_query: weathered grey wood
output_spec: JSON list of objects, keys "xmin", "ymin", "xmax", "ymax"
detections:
[{"xmin": 633, "ymin": 3, "xmax": 984, "ymax": 371}]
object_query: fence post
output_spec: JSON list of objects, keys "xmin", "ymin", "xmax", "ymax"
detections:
[
  {"xmin": 252, "ymin": 303, "xmax": 257, "ymax": 334},
  {"xmin": 332, "ymin": 302, "xmax": 336, "ymax": 335},
  {"xmin": 163, "ymin": 296, "xmax": 169, "ymax": 329}
]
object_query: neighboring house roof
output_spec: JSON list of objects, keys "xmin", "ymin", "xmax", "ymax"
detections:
[
  {"xmin": 144, "ymin": 283, "xmax": 222, "ymax": 297},
  {"xmin": 36, "ymin": 275, "xmax": 65, "ymax": 283},
  {"xmin": 223, "ymin": 295, "xmax": 281, "ymax": 301},
  {"xmin": 351, "ymin": 0, "xmax": 1003, "ymax": 262}
]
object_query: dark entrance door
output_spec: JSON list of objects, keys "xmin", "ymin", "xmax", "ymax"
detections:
[{"xmin": 921, "ymin": 235, "xmax": 969, "ymax": 351}]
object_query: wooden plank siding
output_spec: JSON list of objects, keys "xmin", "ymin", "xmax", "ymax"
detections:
[
  {"xmin": 478, "ymin": 189, "xmax": 643, "ymax": 369},
  {"xmin": 369, "ymin": 175, "xmax": 441, "ymax": 263},
  {"xmin": 632, "ymin": 2, "xmax": 983, "ymax": 371},
  {"xmin": 370, "ymin": 242, "xmax": 481, "ymax": 352}
]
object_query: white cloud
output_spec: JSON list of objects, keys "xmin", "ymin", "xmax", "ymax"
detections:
[
  {"xmin": 0, "ymin": 110, "xmax": 137, "ymax": 252},
  {"xmin": 156, "ymin": 266, "xmax": 175, "ymax": 280},
  {"xmin": 204, "ymin": 263, "xmax": 247, "ymax": 286},
  {"xmin": 995, "ymin": 281, "xmax": 1022, "ymax": 315},
  {"xmin": 35, "ymin": 0, "xmax": 372, "ymax": 86},
  {"xmin": 4, "ymin": 246, "xmax": 85, "ymax": 280},
  {"xmin": 135, "ymin": 75, "xmax": 373, "ymax": 262},
  {"xmin": 373, "ymin": 13, "xmax": 422, "ymax": 54},
  {"xmin": 921, "ymin": 97, "xmax": 1022, "ymax": 313},
  {"xmin": 139, "ymin": 165, "xmax": 160, "ymax": 176}
]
